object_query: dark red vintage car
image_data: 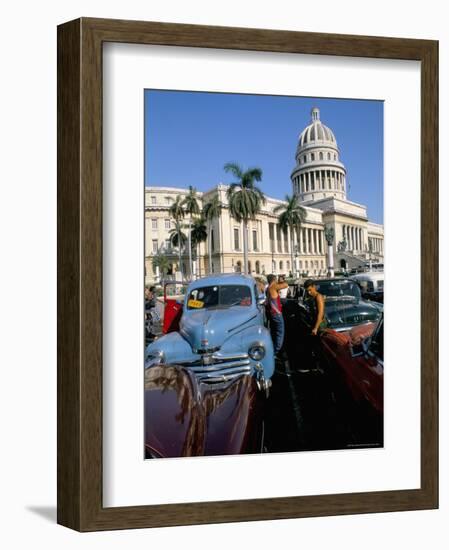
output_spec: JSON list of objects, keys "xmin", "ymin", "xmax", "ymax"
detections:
[
  {"xmin": 319, "ymin": 316, "xmax": 383, "ymax": 430},
  {"xmin": 144, "ymin": 365, "xmax": 266, "ymax": 458}
]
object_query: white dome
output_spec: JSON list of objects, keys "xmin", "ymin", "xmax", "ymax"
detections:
[
  {"xmin": 298, "ymin": 107, "xmax": 337, "ymax": 148},
  {"xmin": 291, "ymin": 107, "xmax": 347, "ymax": 204}
]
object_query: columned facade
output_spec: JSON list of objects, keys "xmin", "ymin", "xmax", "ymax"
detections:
[{"xmin": 145, "ymin": 107, "xmax": 384, "ymax": 284}]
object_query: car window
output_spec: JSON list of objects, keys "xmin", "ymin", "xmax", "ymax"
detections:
[
  {"xmin": 315, "ymin": 280, "xmax": 361, "ymax": 299},
  {"xmin": 187, "ymin": 285, "xmax": 252, "ymax": 309}
]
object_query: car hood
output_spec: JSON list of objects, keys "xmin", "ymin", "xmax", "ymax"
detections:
[
  {"xmin": 144, "ymin": 366, "xmax": 262, "ymax": 457},
  {"xmin": 325, "ymin": 298, "xmax": 381, "ymax": 328},
  {"xmin": 179, "ymin": 307, "xmax": 257, "ymax": 351}
]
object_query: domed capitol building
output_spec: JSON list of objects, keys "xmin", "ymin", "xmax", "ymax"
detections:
[{"xmin": 145, "ymin": 107, "xmax": 384, "ymax": 283}]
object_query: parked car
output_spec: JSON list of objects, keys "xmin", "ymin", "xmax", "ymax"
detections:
[
  {"xmin": 144, "ymin": 365, "xmax": 266, "ymax": 457},
  {"xmin": 351, "ymin": 271, "xmax": 384, "ymax": 304},
  {"xmin": 320, "ymin": 317, "xmax": 383, "ymax": 413},
  {"xmin": 292, "ymin": 277, "xmax": 383, "ymax": 333},
  {"xmin": 145, "ymin": 273, "xmax": 274, "ymax": 395}
]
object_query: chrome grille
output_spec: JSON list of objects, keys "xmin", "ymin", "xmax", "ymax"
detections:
[{"xmin": 177, "ymin": 353, "xmax": 252, "ymax": 383}]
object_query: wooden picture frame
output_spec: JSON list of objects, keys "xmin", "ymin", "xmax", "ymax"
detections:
[{"xmin": 57, "ymin": 17, "xmax": 438, "ymax": 531}]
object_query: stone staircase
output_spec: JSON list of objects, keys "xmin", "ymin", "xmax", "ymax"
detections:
[{"xmin": 334, "ymin": 250, "xmax": 367, "ymax": 270}]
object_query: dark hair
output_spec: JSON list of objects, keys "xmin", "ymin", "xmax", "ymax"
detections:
[
  {"xmin": 267, "ymin": 274, "xmax": 276, "ymax": 284},
  {"xmin": 303, "ymin": 279, "xmax": 315, "ymax": 289},
  {"xmin": 149, "ymin": 286, "xmax": 156, "ymax": 292}
]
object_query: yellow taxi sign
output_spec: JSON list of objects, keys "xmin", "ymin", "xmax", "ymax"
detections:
[{"xmin": 187, "ymin": 299, "xmax": 204, "ymax": 309}]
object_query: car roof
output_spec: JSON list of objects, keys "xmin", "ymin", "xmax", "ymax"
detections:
[
  {"xmin": 188, "ymin": 273, "xmax": 256, "ymax": 290},
  {"xmin": 313, "ymin": 278, "xmax": 354, "ymax": 283},
  {"xmin": 350, "ymin": 272, "xmax": 384, "ymax": 281}
]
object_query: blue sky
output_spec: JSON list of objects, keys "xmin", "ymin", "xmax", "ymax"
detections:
[{"xmin": 145, "ymin": 90, "xmax": 383, "ymax": 224}]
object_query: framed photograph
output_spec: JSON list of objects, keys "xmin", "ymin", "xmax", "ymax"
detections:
[{"xmin": 57, "ymin": 17, "xmax": 438, "ymax": 531}]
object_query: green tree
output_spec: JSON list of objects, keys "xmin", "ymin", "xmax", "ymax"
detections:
[
  {"xmin": 169, "ymin": 196, "xmax": 186, "ymax": 279},
  {"xmin": 181, "ymin": 186, "xmax": 200, "ymax": 279},
  {"xmin": 274, "ymin": 194, "xmax": 307, "ymax": 277},
  {"xmin": 203, "ymin": 195, "xmax": 222, "ymax": 274},
  {"xmin": 152, "ymin": 249, "xmax": 170, "ymax": 279},
  {"xmin": 191, "ymin": 216, "xmax": 208, "ymax": 277},
  {"xmin": 224, "ymin": 162, "xmax": 265, "ymax": 275},
  {"xmin": 169, "ymin": 221, "xmax": 187, "ymax": 276}
]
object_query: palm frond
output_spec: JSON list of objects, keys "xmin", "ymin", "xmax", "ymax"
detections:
[{"xmin": 224, "ymin": 162, "xmax": 244, "ymax": 179}]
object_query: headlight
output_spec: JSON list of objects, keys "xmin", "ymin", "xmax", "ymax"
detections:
[
  {"xmin": 145, "ymin": 349, "xmax": 165, "ymax": 368},
  {"xmin": 248, "ymin": 344, "xmax": 265, "ymax": 361}
]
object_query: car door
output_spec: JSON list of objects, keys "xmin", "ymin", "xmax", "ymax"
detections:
[{"xmin": 357, "ymin": 320, "xmax": 384, "ymax": 413}]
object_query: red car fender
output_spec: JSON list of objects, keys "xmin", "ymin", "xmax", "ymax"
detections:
[{"xmin": 320, "ymin": 323, "xmax": 382, "ymax": 412}]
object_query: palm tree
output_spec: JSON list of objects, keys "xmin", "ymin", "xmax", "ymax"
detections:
[
  {"xmin": 169, "ymin": 196, "xmax": 185, "ymax": 279},
  {"xmin": 169, "ymin": 221, "xmax": 187, "ymax": 275},
  {"xmin": 152, "ymin": 249, "xmax": 170, "ymax": 280},
  {"xmin": 181, "ymin": 186, "xmax": 200, "ymax": 279},
  {"xmin": 224, "ymin": 162, "xmax": 265, "ymax": 275},
  {"xmin": 203, "ymin": 195, "xmax": 222, "ymax": 274},
  {"xmin": 274, "ymin": 194, "xmax": 307, "ymax": 278},
  {"xmin": 191, "ymin": 216, "xmax": 208, "ymax": 277}
]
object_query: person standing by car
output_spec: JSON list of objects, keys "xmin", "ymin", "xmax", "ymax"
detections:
[
  {"xmin": 304, "ymin": 279, "xmax": 326, "ymax": 335},
  {"xmin": 302, "ymin": 279, "xmax": 327, "ymax": 372},
  {"xmin": 145, "ymin": 286, "xmax": 159, "ymax": 341},
  {"xmin": 266, "ymin": 274, "xmax": 288, "ymax": 356}
]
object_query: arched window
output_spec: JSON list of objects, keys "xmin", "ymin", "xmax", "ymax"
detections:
[
  {"xmin": 311, "ymin": 153, "xmax": 315, "ymax": 161},
  {"xmin": 236, "ymin": 261, "xmax": 242, "ymax": 273},
  {"xmin": 327, "ymin": 152, "xmax": 331, "ymax": 160},
  {"xmin": 319, "ymin": 152, "xmax": 323, "ymax": 160},
  {"xmin": 286, "ymin": 260, "xmax": 290, "ymax": 270},
  {"xmin": 255, "ymin": 261, "xmax": 260, "ymax": 274},
  {"xmin": 279, "ymin": 261, "xmax": 284, "ymax": 271}
]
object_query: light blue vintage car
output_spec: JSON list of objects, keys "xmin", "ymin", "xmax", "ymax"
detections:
[{"xmin": 145, "ymin": 273, "xmax": 274, "ymax": 394}]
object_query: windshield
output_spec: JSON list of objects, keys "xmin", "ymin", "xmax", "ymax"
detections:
[
  {"xmin": 186, "ymin": 284, "xmax": 252, "ymax": 309},
  {"xmin": 314, "ymin": 280, "xmax": 361, "ymax": 300}
]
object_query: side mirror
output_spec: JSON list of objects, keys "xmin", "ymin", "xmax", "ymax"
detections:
[
  {"xmin": 257, "ymin": 294, "xmax": 266, "ymax": 306},
  {"xmin": 351, "ymin": 339, "xmax": 369, "ymax": 358}
]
